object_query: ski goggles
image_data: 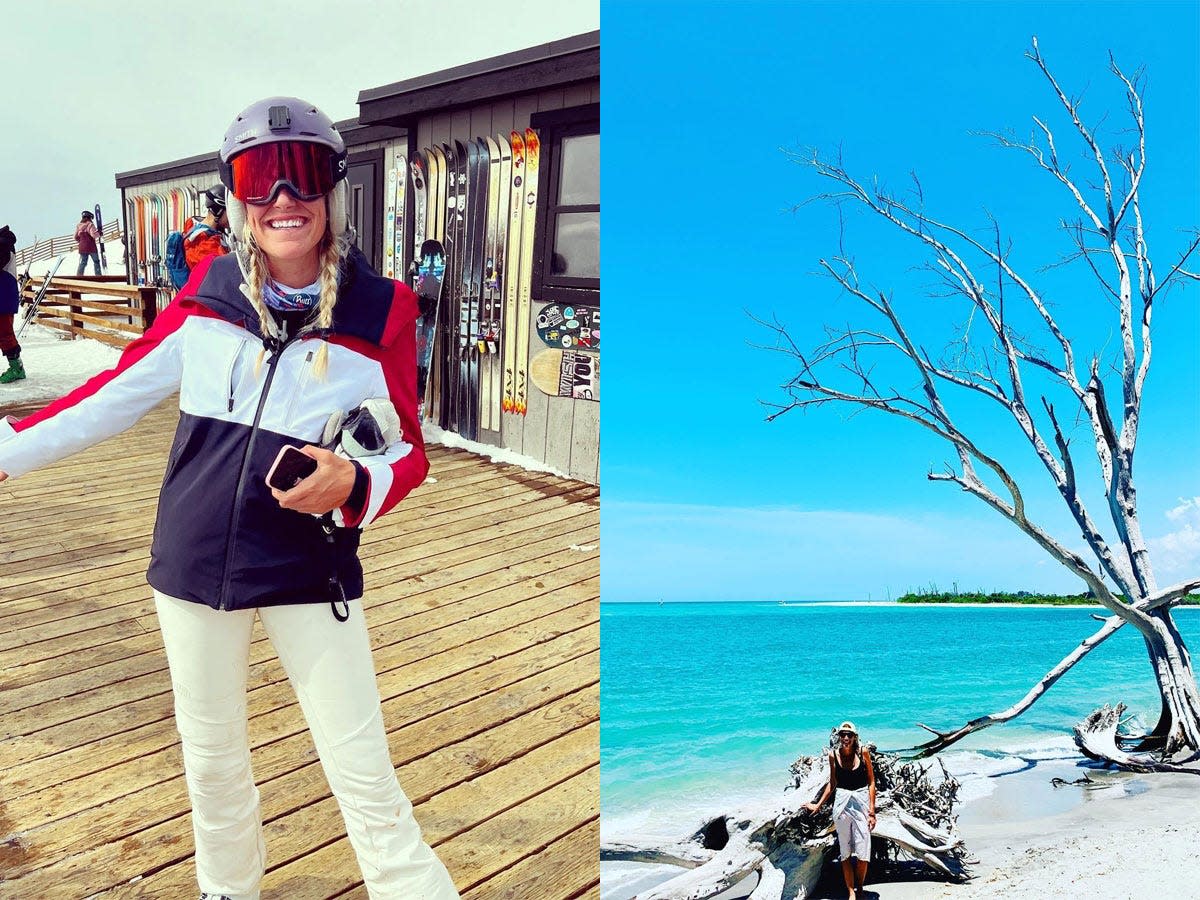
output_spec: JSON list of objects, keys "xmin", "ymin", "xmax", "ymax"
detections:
[{"xmin": 221, "ymin": 141, "xmax": 347, "ymax": 205}]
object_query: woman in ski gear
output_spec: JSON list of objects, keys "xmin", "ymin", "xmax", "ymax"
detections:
[
  {"xmin": 0, "ymin": 225, "xmax": 24, "ymax": 383},
  {"xmin": 75, "ymin": 209, "xmax": 102, "ymax": 275},
  {"xmin": 0, "ymin": 98, "xmax": 459, "ymax": 900},
  {"xmin": 803, "ymin": 721, "xmax": 877, "ymax": 900}
]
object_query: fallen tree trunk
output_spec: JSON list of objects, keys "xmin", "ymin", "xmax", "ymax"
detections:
[{"xmin": 600, "ymin": 746, "xmax": 970, "ymax": 899}]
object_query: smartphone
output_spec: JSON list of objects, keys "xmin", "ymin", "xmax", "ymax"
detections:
[{"xmin": 266, "ymin": 445, "xmax": 318, "ymax": 491}]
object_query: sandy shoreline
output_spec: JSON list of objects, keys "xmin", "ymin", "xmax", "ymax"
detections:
[
  {"xmin": 604, "ymin": 760, "xmax": 1200, "ymax": 899},
  {"xmin": 860, "ymin": 764, "xmax": 1200, "ymax": 899}
]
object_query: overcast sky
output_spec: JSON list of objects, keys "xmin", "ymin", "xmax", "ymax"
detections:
[{"xmin": 5, "ymin": 0, "xmax": 598, "ymax": 245}]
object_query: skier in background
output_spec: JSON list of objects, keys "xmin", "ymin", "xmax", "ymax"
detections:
[
  {"xmin": 0, "ymin": 97, "xmax": 459, "ymax": 900},
  {"xmin": 74, "ymin": 209, "xmax": 102, "ymax": 275},
  {"xmin": 184, "ymin": 184, "xmax": 231, "ymax": 270},
  {"xmin": 0, "ymin": 226, "xmax": 25, "ymax": 384}
]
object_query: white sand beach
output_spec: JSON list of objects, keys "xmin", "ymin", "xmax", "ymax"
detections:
[{"xmin": 861, "ymin": 764, "xmax": 1199, "ymax": 900}]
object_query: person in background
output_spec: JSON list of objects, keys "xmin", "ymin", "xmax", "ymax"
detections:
[
  {"xmin": 184, "ymin": 184, "xmax": 231, "ymax": 270},
  {"xmin": 75, "ymin": 210, "xmax": 102, "ymax": 276},
  {"xmin": 0, "ymin": 225, "xmax": 25, "ymax": 384},
  {"xmin": 803, "ymin": 721, "xmax": 877, "ymax": 900},
  {"xmin": 0, "ymin": 98, "xmax": 459, "ymax": 899}
]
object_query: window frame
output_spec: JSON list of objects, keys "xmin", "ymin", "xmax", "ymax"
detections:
[{"xmin": 530, "ymin": 103, "xmax": 600, "ymax": 304}]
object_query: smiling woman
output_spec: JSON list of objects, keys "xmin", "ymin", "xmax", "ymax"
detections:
[{"xmin": 0, "ymin": 96, "xmax": 460, "ymax": 900}]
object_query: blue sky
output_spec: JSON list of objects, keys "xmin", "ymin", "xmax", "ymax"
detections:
[{"xmin": 601, "ymin": 0, "xmax": 1200, "ymax": 601}]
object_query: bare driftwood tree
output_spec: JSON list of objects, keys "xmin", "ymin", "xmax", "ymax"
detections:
[
  {"xmin": 760, "ymin": 38, "xmax": 1200, "ymax": 770},
  {"xmin": 601, "ymin": 740, "xmax": 968, "ymax": 900}
]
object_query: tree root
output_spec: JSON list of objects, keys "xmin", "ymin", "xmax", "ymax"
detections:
[
  {"xmin": 601, "ymin": 746, "xmax": 969, "ymax": 899},
  {"xmin": 1073, "ymin": 704, "xmax": 1200, "ymax": 773}
]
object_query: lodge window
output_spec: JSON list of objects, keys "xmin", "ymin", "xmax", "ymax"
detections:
[{"xmin": 532, "ymin": 104, "xmax": 599, "ymax": 303}]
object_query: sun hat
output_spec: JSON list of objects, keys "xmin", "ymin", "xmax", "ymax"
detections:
[{"xmin": 837, "ymin": 721, "xmax": 858, "ymax": 736}]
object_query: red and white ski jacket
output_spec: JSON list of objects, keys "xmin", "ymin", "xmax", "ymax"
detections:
[{"xmin": 0, "ymin": 249, "xmax": 428, "ymax": 611}]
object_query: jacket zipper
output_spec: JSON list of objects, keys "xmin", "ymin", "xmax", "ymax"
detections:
[
  {"xmin": 225, "ymin": 338, "xmax": 246, "ymax": 412},
  {"xmin": 218, "ymin": 334, "xmax": 303, "ymax": 610}
]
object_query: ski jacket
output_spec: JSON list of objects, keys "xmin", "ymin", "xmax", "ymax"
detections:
[
  {"xmin": 0, "ymin": 258, "xmax": 18, "ymax": 315},
  {"xmin": 0, "ymin": 249, "xmax": 429, "ymax": 611},
  {"xmin": 183, "ymin": 217, "xmax": 229, "ymax": 271},
  {"xmin": 75, "ymin": 221, "xmax": 99, "ymax": 255}
]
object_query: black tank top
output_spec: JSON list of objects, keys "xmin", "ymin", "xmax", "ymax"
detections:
[{"xmin": 833, "ymin": 752, "xmax": 869, "ymax": 791}]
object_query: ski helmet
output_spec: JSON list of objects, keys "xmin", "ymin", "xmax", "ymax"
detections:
[
  {"xmin": 204, "ymin": 183, "xmax": 227, "ymax": 214},
  {"xmin": 218, "ymin": 96, "xmax": 350, "ymax": 240}
]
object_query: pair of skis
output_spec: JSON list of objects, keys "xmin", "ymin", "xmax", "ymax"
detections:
[
  {"xmin": 16, "ymin": 256, "xmax": 66, "ymax": 340},
  {"xmin": 93, "ymin": 204, "xmax": 108, "ymax": 274},
  {"xmin": 407, "ymin": 129, "xmax": 542, "ymax": 433},
  {"xmin": 501, "ymin": 129, "xmax": 540, "ymax": 417}
]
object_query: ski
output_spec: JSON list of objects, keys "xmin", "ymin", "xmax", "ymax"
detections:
[
  {"xmin": 410, "ymin": 151, "xmax": 427, "ymax": 255},
  {"xmin": 513, "ymin": 128, "xmax": 541, "ymax": 415},
  {"xmin": 464, "ymin": 138, "xmax": 490, "ymax": 441},
  {"xmin": 502, "ymin": 131, "xmax": 526, "ymax": 413},
  {"xmin": 478, "ymin": 136, "xmax": 503, "ymax": 433},
  {"xmin": 17, "ymin": 256, "xmax": 66, "ymax": 339},
  {"xmin": 93, "ymin": 204, "xmax": 108, "ymax": 274},
  {"xmin": 393, "ymin": 152, "xmax": 407, "ymax": 276},
  {"xmin": 441, "ymin": 143, "xmax": 467, "ymax": 429},
  {"xmin": 487, "ymin": 135, "xmax": 513, "ymax": 428},
  {"xmin": 428, "ymin": 145, "xmax": 449, "ymax": 423},
  {"xmin": 384, "ymin": 166, "xmax": 397, "ymax": 278}
]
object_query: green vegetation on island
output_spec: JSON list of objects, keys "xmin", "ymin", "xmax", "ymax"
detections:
[{"xmin": 897, "ymin": 590, "xmax": 1200, "ymax": 606}]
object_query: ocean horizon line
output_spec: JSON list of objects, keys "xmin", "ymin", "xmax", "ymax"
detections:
[{"xmin": 600, "ymin": 599, "xmax": 1200, "ymax": 609}]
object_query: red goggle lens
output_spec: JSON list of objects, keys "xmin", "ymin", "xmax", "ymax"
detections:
[{"xmin": 229, "ymin": 142, "xmax": 339, "ymax": 205}]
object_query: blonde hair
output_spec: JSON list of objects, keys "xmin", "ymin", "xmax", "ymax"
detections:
[{"xmin": 240, "ymin": 219, "xmax": 348, "ymax": 379}]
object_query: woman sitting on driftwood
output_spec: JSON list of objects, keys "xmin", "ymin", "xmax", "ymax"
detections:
[{"xmin": 804, "ymin": 721, "xmax": 877, "ymax": 899}]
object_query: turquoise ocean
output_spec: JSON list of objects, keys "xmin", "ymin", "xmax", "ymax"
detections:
[{"xmin": 600, "ymin": 601, "xmax": 1200, "ymax": 898}]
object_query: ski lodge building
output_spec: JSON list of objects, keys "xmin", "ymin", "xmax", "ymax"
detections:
[{"xmin": 114, "ymin": 32, "xmax": 599, "ymax": 484}]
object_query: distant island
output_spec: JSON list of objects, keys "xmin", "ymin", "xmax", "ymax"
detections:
[{"xmin": 897, "ymin": 590, "xmax": 1200, "ymax": 606}]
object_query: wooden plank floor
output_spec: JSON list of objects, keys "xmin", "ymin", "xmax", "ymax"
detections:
[{"xmin": 0, "ymin": 401, "xmax": 599, "ymax": 899}]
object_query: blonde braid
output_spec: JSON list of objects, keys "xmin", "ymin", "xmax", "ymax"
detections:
[
  {"xmin": 303, "ymin": 233, "xmax": 345, "ymax": 380},
  {"xmin": 239, "ymin": 223, "xmax": 280, "ymax": 377}
]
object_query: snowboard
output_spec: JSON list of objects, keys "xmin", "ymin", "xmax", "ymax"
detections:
[
  {"xmin": 412, "ymin": 239, "xmax": 447, "ymax": 421},
  {"xmin": 535, "ymin": 302, "xmax": 599, "ymax": 350},
  {"xmin": 529, "ymin": 348, "xmax": 598, "ymax": 402}
]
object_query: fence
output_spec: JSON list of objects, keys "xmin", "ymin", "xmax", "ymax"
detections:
[
  {"xmin": 20, "ymin": 275, "xmax": 158, "ymax": 348},
  {"xmin": 14, "ymin": 222, "xmax": 124, "ymax": 268}
]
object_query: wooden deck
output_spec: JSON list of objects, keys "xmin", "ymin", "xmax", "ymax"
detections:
[{"xmin": 0, "ymin": 401, "xmax": 599, "ymax": 899}]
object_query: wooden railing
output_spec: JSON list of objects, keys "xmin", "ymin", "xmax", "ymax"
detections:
[
  {"xmin": 20, "ymin": 275, "xmax": 158, "ymax": 348},
  {"xmin": 14, "ymin": 223, "xmax": 124, "ymax": 268}
]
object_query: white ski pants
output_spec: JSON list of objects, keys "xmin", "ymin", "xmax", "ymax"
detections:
[{"xmin": 154, "ymin": 591, "xmax": 460, "ymax": 900}]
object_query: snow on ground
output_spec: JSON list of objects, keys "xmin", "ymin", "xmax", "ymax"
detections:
[
  {"xmin": 1, "ymin": 246, "xmax": 128, "ymax": 408},
  {"xmin": 0, "ymin": 323, "xmax": 123, "ymax": 409},
  {"xmin": 423, "ymin": 422, "xmax": 571, "ymax": 478}
]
